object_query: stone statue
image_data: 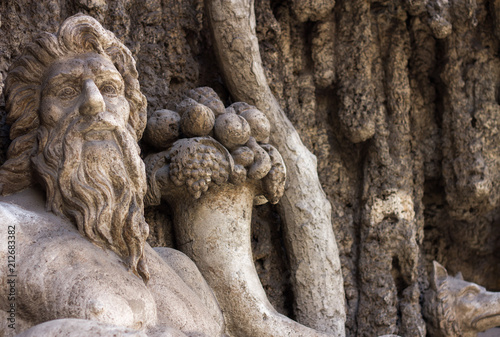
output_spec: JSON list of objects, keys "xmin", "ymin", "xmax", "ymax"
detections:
[
  {"xmin": 143, "ymin": 90, "xmax": 331, "ymax": 337},
  {"xmin": 0, "ymin": 13, "xmax": 224, "ymax": 337},
  {"xmin": 0, "ymin": 14, "xmax": 331, "ymax": 337},
  {"xmin": 423, "ymin": 261, "xmax": 500, "ymax": 337}
]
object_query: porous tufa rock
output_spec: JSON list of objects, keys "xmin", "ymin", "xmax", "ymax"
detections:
[
  {"xmin": 187, "ymin": 86, "xmax": 226, "ymax": 116},
  {"xmin": 291, "ymin": 0, "xmax": 335, "ymax": 22},
  {"xmin": 178, "ymin": 98, "xmax": 216, "ymax": 137},
  {"xmin": 144, "ymin": 109, "xmax": 181, "ymax": 149},
  {"xmin": 429, "ymin": 15, "xmax": 452, "ymax": 39},
  {"xmin": 214, "ymin": 113, "xmax": 251, "ymax": 150}
]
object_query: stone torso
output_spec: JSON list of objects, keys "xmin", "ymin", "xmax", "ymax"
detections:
[{"xmin": 0, "ymin": 188, "xmax": 224, "ymax": 337}]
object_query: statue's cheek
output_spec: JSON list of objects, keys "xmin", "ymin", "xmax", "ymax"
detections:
[
  {"xmin": 104, "ymin": 96, "xmax": 130, "ymax": 127},
  {"xmin": 39, "ymin": 96, "xmax": 77, "ymax": 128}
]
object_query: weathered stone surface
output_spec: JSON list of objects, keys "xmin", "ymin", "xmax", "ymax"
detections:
[
  {"xmin": 0, "ymin": 188, "xmax": 224, "ymax": 336},
  {"xmin": 144, "ymin": 89, "xmax": 312, "ymax": 337},
  {"xmin": 207, "ymin": 1, "xmax": 346, "ymax": 335},
  {"xmin": 424, "ymin": 261, "xmax": 500, "ymax": 337},
  {"xmin": 0, "ymin": 1, "xmax": 499, "ymax": 337},
  {"xmin": 0, "ymin": 14, "xmax": 225, "ymax": 337}
]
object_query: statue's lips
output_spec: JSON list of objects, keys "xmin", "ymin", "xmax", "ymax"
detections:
[{"xmin": 472, "ymin": 313, "xmax": 500, "ymax": 331}]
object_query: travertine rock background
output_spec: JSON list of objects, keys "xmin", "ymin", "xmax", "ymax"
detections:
[{"xmin": 0, "ymin": 1, "xmax": 498, "ymax": 336}]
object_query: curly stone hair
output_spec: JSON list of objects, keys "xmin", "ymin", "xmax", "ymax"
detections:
[{"xmin": 0, "ymin": 13, "xmax": 147, "ymax": 195}]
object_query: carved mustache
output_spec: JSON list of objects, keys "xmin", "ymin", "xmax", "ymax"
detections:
[{"xmin": 73, "ymin": 114, "xmax": 123, "ymax": 136}]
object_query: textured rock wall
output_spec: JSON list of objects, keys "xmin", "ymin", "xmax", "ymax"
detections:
[
  {"xmin": 253, "ymin": 0, "xmax": 499, "ymax": 336},
  {"xmin": 0, "ymin": 1, "xmax": 499, "ymax": 336}
]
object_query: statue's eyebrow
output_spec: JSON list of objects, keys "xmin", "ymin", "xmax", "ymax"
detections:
[
  {"xmin": 94, "ymin": 71, "xmax": 124, "ymax": 84},
  {"xmin": 42, "ymin": 69, "xmax": 124, "ymax": 93},
  {"xmin": 457, "ymin": 284, "xmax": 482, "ymax": 296},
  {"xmin": 42, "ymin": 70, "xmax": 83, "ymax": 93}
]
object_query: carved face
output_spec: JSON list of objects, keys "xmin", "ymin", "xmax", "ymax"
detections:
[
  {"xmin": 424, "ymin": 261, "xmax": 500, "ymax": 337},
  {"xmin": 450, "ymin": 278, "xmax": 500, "ymax": 333},
  {"xmin": 40, "ymin": 52, "xmax": 130, "ymax": 134},
  {"xmin": 33, "ymin": 52, "xmax": 149, "ymax": 282}
]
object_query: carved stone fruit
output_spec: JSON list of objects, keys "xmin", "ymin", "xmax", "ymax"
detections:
[
  {"xmin": 260, "ymin": 144, "xmax": 286, "ymax": 204},
  {"xmin": 229, "ymin": 102, "xmax": 253, "ymax": 114},
  {"xmin": 230, "ymin": 164, "xmax": 247, "ymax": 185},
  {"xmin": 187, "ymin": 87, "xmax": 226, "ymax": 116},
  {"xmin": 239, "ymin": 108, "xmax": 271, "ymax": 143},
  {"xmin": 231, "ymin": 146, "xmax": 254, "ymax": 167},
  {"xmin": 178, "ymin": 98, "xmax": 216, "ymax": 137},
  {"xmin": 167, "ymin": 138, "xmax": 231, "ymax": 198},
  {"xmin": 214, "ymin": 113, "xmax": 251, "ymax": 150},
  {"xmin": 230, "ymin": 102, "xmax": 270, "ymax": 143},
  {"xmin": 225, "ymin": 106, "xmax": 236, "ymax": 114},
  {"xmin": 246, "ymin": 137, "xmax": 272, "ymax": 180},
  {"xmin": 144, "ymin": 109, "xmax": 181, "ymax": 149}
]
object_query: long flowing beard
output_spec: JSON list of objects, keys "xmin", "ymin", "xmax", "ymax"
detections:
[{"xmin": 33, "ymin": 118, "xmax": 150, "ymax": 283}]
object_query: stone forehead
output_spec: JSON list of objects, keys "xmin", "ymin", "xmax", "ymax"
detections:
[
  {"xmin": 43, "ymin": 52, "xmax": 122, "ymax": 85},
  {"xmin": 446, "ymin": 277, "xmax": 486, "ymax": 293}
]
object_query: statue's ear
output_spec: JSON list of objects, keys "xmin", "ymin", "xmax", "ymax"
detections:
[
  {"xmin": 454, "ymin": 271, "xmax": 464, "ymax": 280},
  {"xmin": 431, "ymin": 261, "xmax": 448, "ymax": 290}
]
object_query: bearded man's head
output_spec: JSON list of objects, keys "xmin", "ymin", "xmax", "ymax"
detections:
[{"xmin": 1, "ymin": 14, "xmax": 150, "ymax": 282}]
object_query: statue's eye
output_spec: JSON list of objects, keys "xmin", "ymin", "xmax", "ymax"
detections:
[
  {"xmin": 57, "ymin": 87, "xmax": 79, "ymax": 100},
  {"xmin": 101, "ymin": 84, "xmax": 118, "ymax": 96},
  {"xmin": 460, "ymin": 285, "xmax": 481, "ymax": 299}
]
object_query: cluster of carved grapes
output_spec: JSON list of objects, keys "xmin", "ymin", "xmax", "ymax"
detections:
[
  {"xmin": 168, "ymin": 139, "xmax": 230, "ymax": 198},
  {"xmin": 145, "ymin": 87, "xmax": 285, "ymax": 201}
]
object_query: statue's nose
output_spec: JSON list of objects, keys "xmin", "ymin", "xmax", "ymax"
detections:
[{"xmin": 79, "ymin": 79, "xmax": 105, "ymax": 116}]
